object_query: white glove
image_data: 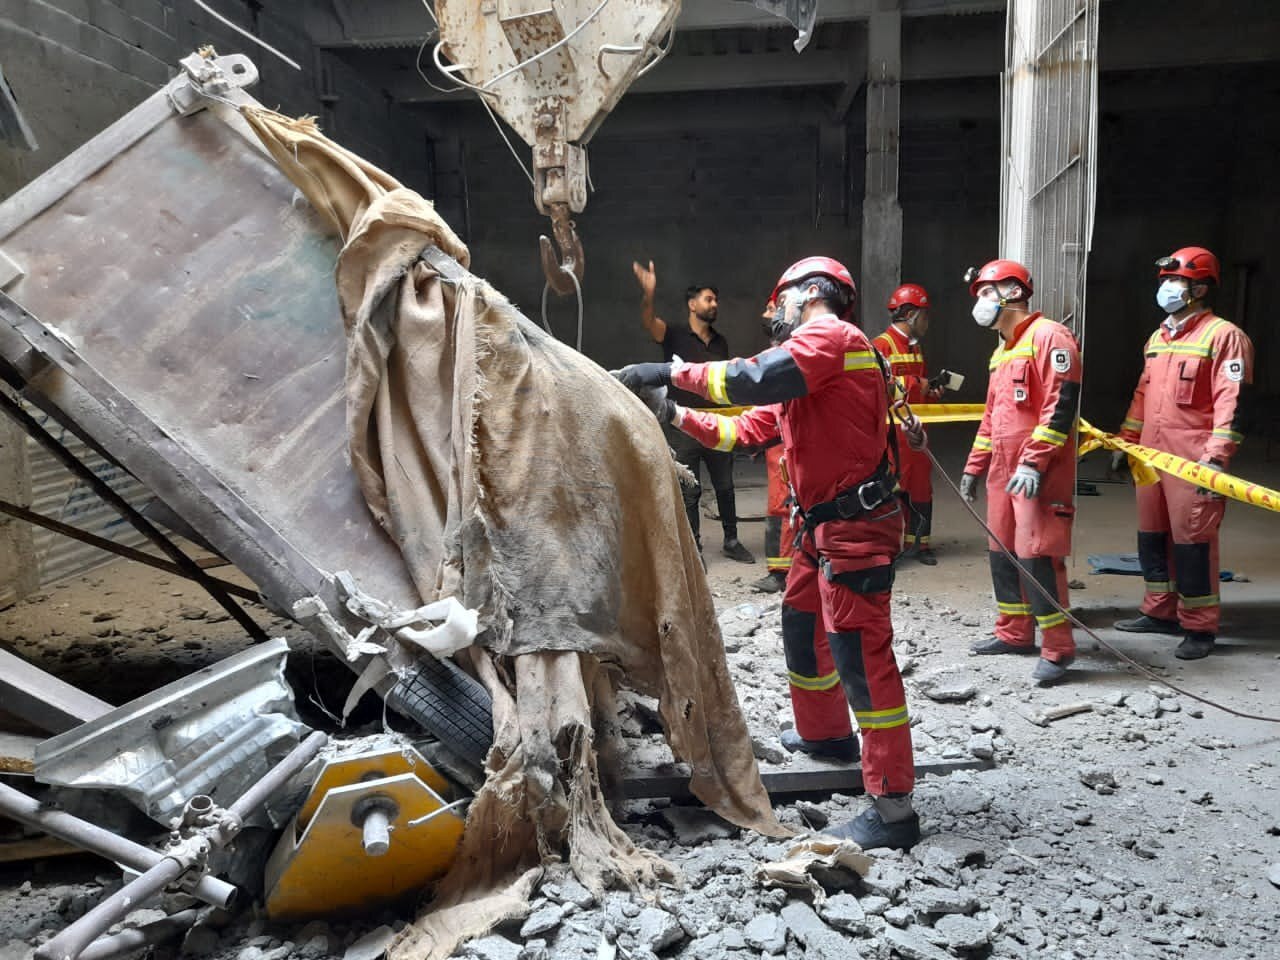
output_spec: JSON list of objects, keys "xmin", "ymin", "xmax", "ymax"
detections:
[
  {"xmin": 1109, "ymin": 449, "xmax": 1127, "ymax": 474},
  {"xmin": 960, "ymin": 473, "xmax": 980, "ymax": 503},
  {"xmin": 1005, "ymin": 463, "xmax": 1041, "ymax": 499}
]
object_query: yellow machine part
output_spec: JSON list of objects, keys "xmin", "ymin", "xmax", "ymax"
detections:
[
  {"xmin": 295, "ymin": 746, "xmax": 451, "ymax": 827},
  {"xmin": 265, "ymin": 762, "xmax": 464, "ymax": 919}
]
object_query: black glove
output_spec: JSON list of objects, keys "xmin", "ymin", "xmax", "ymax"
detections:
[
  {"xmin": 613, "ymin": 362, "xmax": 672, "ymax": 392},
  {"xmin": 636, "ymin": 385, "xmax": 677, "ymax": 425},
  {"xmin": 927, "ymin": 369, "xmax": 954, "ymax": 394}
]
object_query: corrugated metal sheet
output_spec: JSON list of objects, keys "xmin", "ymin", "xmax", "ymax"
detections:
[
  {"xmin": 1000, "ymin": 0, "xmax": 1100, "ymax": 337},
  {"xmin": 22, "ymin": 403, "xmax": 151, "ymax": 588}
]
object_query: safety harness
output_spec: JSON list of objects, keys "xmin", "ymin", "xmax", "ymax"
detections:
[{"xmin": 786, "ymin": 349, "xmax": 903, "ymax": 593}]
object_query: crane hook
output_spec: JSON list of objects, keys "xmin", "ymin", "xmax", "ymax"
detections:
[{"xmin": 539, "ymin": 202, "xmax": 584, "ymax": 296}]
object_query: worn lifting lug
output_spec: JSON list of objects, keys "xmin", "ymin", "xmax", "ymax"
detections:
[{"xmin": 540, "ymin": 203, "xmax": 584, "ymax": 296}]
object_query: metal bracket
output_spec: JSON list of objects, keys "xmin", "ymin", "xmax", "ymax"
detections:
[
  {"xmin": 167, "ymin": 51, "xmax": 260, "ymax": 116},
  {"xmin": 531, "ymin": 96, "xmax": 587, "ymax": 215}
]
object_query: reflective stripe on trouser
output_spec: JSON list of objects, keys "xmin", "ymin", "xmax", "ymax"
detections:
[
  {"xmin": 985, "ymin": 450, "xmax": 1075, "ymax": 661},
  {"xmin": 781, "ymin": 604, "xmax": 853, "ymax": 742},
  {"xmin": 988, "ymin": 551, "xmax": 1075, "ymax": 662},
  {"xmin": 786, "ymin": 551, "xmax": 914, "ymax": 795},
  {"xmin": 904, "ymin": 498, "xmax": 932, "ymax": 547},
  {"xmin": 765, "ymin": 445, "xmax": 796, "ymax": 572},
  {"xmin": 1137, "ymin": 476, "xmax": 1225, "ymax": 633},
  {"xmin": 765, "ymin": 516, "xmax": 796, "ymax": 574}
]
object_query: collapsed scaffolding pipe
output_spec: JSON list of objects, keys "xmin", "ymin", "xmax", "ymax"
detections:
[
  {"xmin": 35, "ymin": 732, "xmax": 328, "ymax": 960},
  {"xmin": 76, "ymin": 909, "xmax": 201, "ymax": 960},
  {"xmin": 0, "ymin": 782, "xmax": 236, "ymax": 909}
]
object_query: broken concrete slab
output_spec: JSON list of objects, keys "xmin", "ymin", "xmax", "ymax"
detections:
[
  {"xmin": 908, "ymin": 887, "xmax": 978, "ymax": 915},
  {"xmin": 657, "ymin": 807, "xmax": 739, "ymax": 845},
  {"xmin": 635, "ymin": 906, "xmax": 684, "ymax": 953},
  {"xmin": 742, "ymin": 914, "xmax": 786, "ymax": 954},
  {"xmin": 817, "ymin": 892, "xmax": 866, "ymax": 934},
  {"xmin": 1126, "ymin": 692, "xmax": 1161, "ymax": 718},
  {"xmin": 967, "ymin": 732, "xmax": 995, "ymax": 760},
  {"xmin": 883, "ymin": 925, "xmax": 951, "ymax": 960},
  {"xmin": 918, "ymin": 672, "xmax": 978, "ymax": 703},
  {"xmin": 935, "ymin": 913, "xmax": 992, "ymax": 950},
  {"xmin": 968, "ymin": 707, "xmax": 1002, "ymax": 733},
  {"xmin": 343, "ymin": 925, "xmax": 398, "ymax": 960},
  {"xmin": 460, "ymin": 935, "xmax": 521, "ymax": 960},
  {"xmin": 518, "ymin": 904, "xmax": 564, "ymax": 940},
  {"xmin": 912, "ymin": 835, "xmax": 987, "ymax": 872},
  {"xmin": 780, "ymin": 901, "xmax": 858, "ymax": 959}
]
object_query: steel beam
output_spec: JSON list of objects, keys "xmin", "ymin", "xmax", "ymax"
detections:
[
  {"xmin": 0, "ymin": 648, "xmax": 111, "ymax": 735},
  {"xmin": 303, "ymin": 0, "xmax": 1008, "ymax": 49},
  {"xmin": 623, "ymin": 755, "xmax": 993, "ymax": 801}
]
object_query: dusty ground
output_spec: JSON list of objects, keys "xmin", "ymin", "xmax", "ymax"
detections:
[{"xmin": 1, "ymin": 437, "xmax": 1278, "ymax": 960}]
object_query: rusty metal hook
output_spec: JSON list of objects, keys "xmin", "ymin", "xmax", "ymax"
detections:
[{"xmin": 539, "ymin": 202, "xmax": 584, "ymax": 296}]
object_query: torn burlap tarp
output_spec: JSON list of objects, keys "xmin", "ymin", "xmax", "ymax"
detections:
[{"xmin": 241, "ymin": 108, "xmax": 787, "ymax": 957}]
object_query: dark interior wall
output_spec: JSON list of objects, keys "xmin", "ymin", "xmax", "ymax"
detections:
[
  {"xmin": 1087, "ymin": 63, "xmax": 1280, "ymax": 433},
  {"xmin": 433, "ymin": 60, "xmax": 1280, "ymax": 439},
  {"xmin": 456, "ymin": 92, "xmax": 865, "ymax": 372},
  {"xmin": 0, "ymin": 0, "xmax": 424, "ymax": 201}
]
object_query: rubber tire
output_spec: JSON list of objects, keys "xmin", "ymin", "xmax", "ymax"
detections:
[{"xmin": 387, "ymin": 656, "xmax": 494, "ymax": 768}]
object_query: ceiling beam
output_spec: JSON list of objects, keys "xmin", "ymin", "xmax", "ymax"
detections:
[
  {"xmin": 304, "ymin": 0, "xmax": 1008, "ymax": 50},
  {"xmin": 384, "ymin": 47, "xmax": 859, "ymax": 104}
]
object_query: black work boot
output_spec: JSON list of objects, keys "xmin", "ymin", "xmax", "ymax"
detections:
[
  {"xmin": 971, "ymin": 636, "xmax": 1037, "ymax": 656},
  {"xmin": 1114, "ymin": 614, "xmax": 1180, "ymax": 635},
  {"xmin": 1032, "ymin": 655, "xmax": 1074, "ymax": 686},
  {"xmin": 1175, "ymin": 631, "xmax": 1216, "ymax": 660},
  {"xmin": 826, "ymin": 804, "xmax": 921, "ymax": 851},
  {"xmin": 723, "ymin": 538, "xmax": 755, "ymax": 563},
  {"xmin": 751, "ymin": 570, "xmax": 787, "ymax": 594},
  {"xmin": 780, "ymin": 729, "xmax": 860, "ymax": 763},
  {"xmin": 917, "ymin": 547, "xmax": 938, "ymax": 566}
]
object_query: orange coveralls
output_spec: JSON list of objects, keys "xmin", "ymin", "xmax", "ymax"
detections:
[
  {"xmin": 1117, "ymin": 310, "xmax": 1254, "ymax": 634},
  {"xmin": 964, "ymin": 314, "xmax": 1082, "ymax": 664}
]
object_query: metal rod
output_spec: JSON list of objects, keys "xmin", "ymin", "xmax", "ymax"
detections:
[
  {"xmin": 77, "ymin": 909, "xmax": 201, "ymax": 960},
  {"xmin": 227, "ymin": 730, "xmax": 328, "ymax": 821},
  {"xmin": 361, "ymin": 806, "xmax": 392, "ymax": 857},
  {"xmin": 37, "ymin": 858, "xmax": 188, "ymax": 960},
  {"xmin": 36, "ymin": 732, "xmax": 327, "ymax": 960},
  {"xmin": 0, "ymin": 498, "xmax": 260, "ymax": 602},
  {"xmin": 0, "ymin": 782, "xmax": 235, "ymax": 909},
  {"xmin": 0, "ymin": 390, "xmax": 268, "ymax": 641}
]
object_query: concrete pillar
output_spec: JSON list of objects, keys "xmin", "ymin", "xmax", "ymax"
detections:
[{"xmin": 859, "ymin": 2, "xmax": 902, "ymax": 336}]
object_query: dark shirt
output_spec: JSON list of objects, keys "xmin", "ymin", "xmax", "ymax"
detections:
[{"xmin": 661, "ymin": 323, "xmax": 730, "ymax": 408}]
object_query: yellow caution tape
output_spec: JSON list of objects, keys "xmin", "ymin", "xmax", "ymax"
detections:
[
  {"xmin": 690, "ymin": 401, "xmax": 1279, "ymax": 511},
  {"xmin": 1078, "ymin": 420, "xmax": 1280, "ymax": 511},
  {"xmin": 909, "ymin": 403, "xmax": 986, "ymax": 424}
]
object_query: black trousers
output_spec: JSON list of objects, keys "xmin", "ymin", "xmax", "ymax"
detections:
[{"xmin": 666, "ymin": 425, "xmax": 738, "ymax": 546}]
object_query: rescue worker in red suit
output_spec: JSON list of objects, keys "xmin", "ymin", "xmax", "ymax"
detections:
[
  {"xmin": 755, "ymin": 300, "xmax": 798, "ymax": 594},
  {"xmin": 959, "ymin": 260, "xmax": 1082, "ymax": 686},
  {"xmin": 1111, "ymin": 247, "xmax": 1254, "ymax": 660},
  {"xmin": 873, "ymin": 284, "xmax": 957, "ymax": 565},
  {"xmin": 615, "ymin": 257, "xmax": 922, "ymax": 849},
  {"xmin": 757, "ymin": 442, "xmax": 796, "ymax": 592}
]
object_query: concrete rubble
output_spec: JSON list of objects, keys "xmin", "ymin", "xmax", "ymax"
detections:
[{"xmin": 2, "ymin": 578, "xmax": 1276, "ymax": 960}]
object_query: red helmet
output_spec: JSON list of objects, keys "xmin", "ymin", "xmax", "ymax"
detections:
[
  {"xmin": 967, "ymin": 259, "xmax": 1034, "ymax": 298},
  {"xmin": 1157, "ymin": 246, "xmax": 1219, "ymax": 285},
  {"xmin": 771, "ymin": 256, "xmax": 856, "ymax": 304},
  {"xmin": 888, "ymin": 283, "xmax": 929, "ymax": 312}
]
